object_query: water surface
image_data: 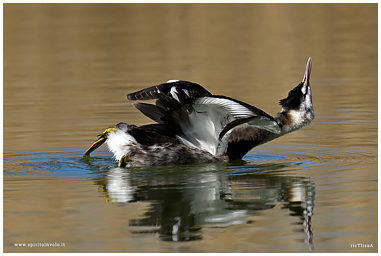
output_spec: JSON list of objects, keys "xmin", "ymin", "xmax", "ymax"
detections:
[{"xmin": 4, "ymin": 3, "xmax": 377, "ymax": 253}]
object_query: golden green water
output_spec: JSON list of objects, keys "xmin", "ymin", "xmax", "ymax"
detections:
[{"xmin": 4, "ymin": 3, "xmax": 377, "ymax": 253}]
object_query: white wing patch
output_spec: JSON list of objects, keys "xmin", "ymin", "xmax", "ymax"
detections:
[
  {"xmin": 176, "ymin": 97, "xmax": 255, "ymax": 156},
  {"xmin": 182, "ymin": 89, "xmax": 190, "ymax": 97},
  {"xmin": 176, "ymin": 107, "xmax": 233, "ymax": 156},
  {"xmin": 167, "ymin": 79, "xmax": 180, "ymax": 83},
  {"xmin": 170, "ymin": 86, "xmax": 181, "ymax": 102},
  {"xmin": 194, "ymin": 97, "xmax": 281, "ymax": 134},
  {"xmin": 193, "ymin": 97, "xmax": 254, "ymax": 118},
  {"xmin": 175, "ymin": 96, "xmax": 281, "ymax": 157}
]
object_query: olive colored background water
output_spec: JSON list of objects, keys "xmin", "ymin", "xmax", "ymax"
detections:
[{"xmin": 4, "ymin": 3, "xmax": 377, "ymax": 253}]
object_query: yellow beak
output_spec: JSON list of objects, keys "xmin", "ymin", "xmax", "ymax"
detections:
[{"xmin": 83, "ymin": 127, "xmax": 117, "ymax": 157}]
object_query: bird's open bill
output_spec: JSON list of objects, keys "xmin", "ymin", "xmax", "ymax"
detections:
[{"xmin": 83, "ymin": 127, "xmax": 116, "ymax": 157}]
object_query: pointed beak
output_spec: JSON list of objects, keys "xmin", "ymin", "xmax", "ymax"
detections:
[
  {"xmin": 302, "ymin": 57, "xmax": 312, "ymax": 86},
  {"xmin": 83, "ymin": 127, "xmax": 117, "ymax": 157}
]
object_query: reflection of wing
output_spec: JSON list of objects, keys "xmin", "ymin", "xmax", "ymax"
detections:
[{"xmin": 126, "ymin": 80, "xmax": 281, "ymax": 156}]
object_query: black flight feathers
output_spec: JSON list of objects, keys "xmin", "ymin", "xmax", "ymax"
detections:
[
  {"xmin": 126, "ymin": 80, "xmax": 213, "ymax": 125},
  {"xmin": 126, "ymin": 80, "xmax": 212, "ymax": 103},
  {"xmin": 127, "ymin": 80, "xmax": 209, "ymax": 126},
  {"xmin": 126, "ymin": 80, "xmax": 280, "ymax": 142},
  {"xmin": 126, "ymin": 81, "xmax": 213, "ymax": 124}
]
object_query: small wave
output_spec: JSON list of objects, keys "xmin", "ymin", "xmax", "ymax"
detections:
[
  {"xmin": 4, "ymin": 149, "xmax": 113, "ymax": 178},
  {"xmin": 286, "ymin": 149, "xmax": 377, "ymax": 166}
]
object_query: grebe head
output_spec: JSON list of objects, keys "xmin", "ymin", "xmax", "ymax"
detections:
[
  {"xmin": 83, "ymin": 122, "xmax": 137, "ymax": 162},
  {"xmin": 279, "ymin": 57, "xmax": 314, "ymax": 132}
]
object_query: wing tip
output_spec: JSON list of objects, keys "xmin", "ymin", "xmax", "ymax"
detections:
[{"xmin": 125, "ymin": 94, "xmax": 133, "ymax": 100}]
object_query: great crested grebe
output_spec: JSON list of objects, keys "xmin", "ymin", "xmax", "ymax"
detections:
[{"xmin": 84, "ymin": 58, "xmax": 314, "ymax": 167}]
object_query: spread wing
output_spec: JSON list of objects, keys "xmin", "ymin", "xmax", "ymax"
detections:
[
  {"xmin": 126, "ymin": 80, "xmax": 212, "ymax": 103},
  {"xmin": 126, "ymin": 80, "xmax": 281, "ymax": 156}
]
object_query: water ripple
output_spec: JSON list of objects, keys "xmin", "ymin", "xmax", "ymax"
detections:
[{"xmin": 287, "ymin": 149, "xmax": 376, "ymax": 166}]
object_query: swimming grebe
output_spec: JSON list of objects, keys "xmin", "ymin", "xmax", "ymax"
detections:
[{"xmin": 84, "ymin": 58, "xmax": 314, "ymax": 166}]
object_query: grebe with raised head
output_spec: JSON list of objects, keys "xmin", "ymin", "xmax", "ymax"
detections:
[{"xmin": 84, "ymin": 58, "xmax": 314, "ymax": 166}]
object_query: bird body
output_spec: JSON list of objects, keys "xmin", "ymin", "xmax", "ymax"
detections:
[{"xmin": 84, "ymin": 58, "xmax": 314, "ymax": 167}]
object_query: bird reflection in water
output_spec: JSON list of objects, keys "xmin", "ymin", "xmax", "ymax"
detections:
[{"xmin": 94, "ymin": 163, "xmax": 315, "ymax": 250}]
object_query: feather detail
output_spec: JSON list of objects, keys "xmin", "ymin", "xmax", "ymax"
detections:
[
  {"xmin": 126, "ymin": 80, "xmax": 212, "ymax": 102},
  {"xmin": 133, "ymin": 103, "xmax": 165, "ymax": 124},
  {"xmin": 126, "ymin": 81, "xmax": 281, "ymax": 157}
]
